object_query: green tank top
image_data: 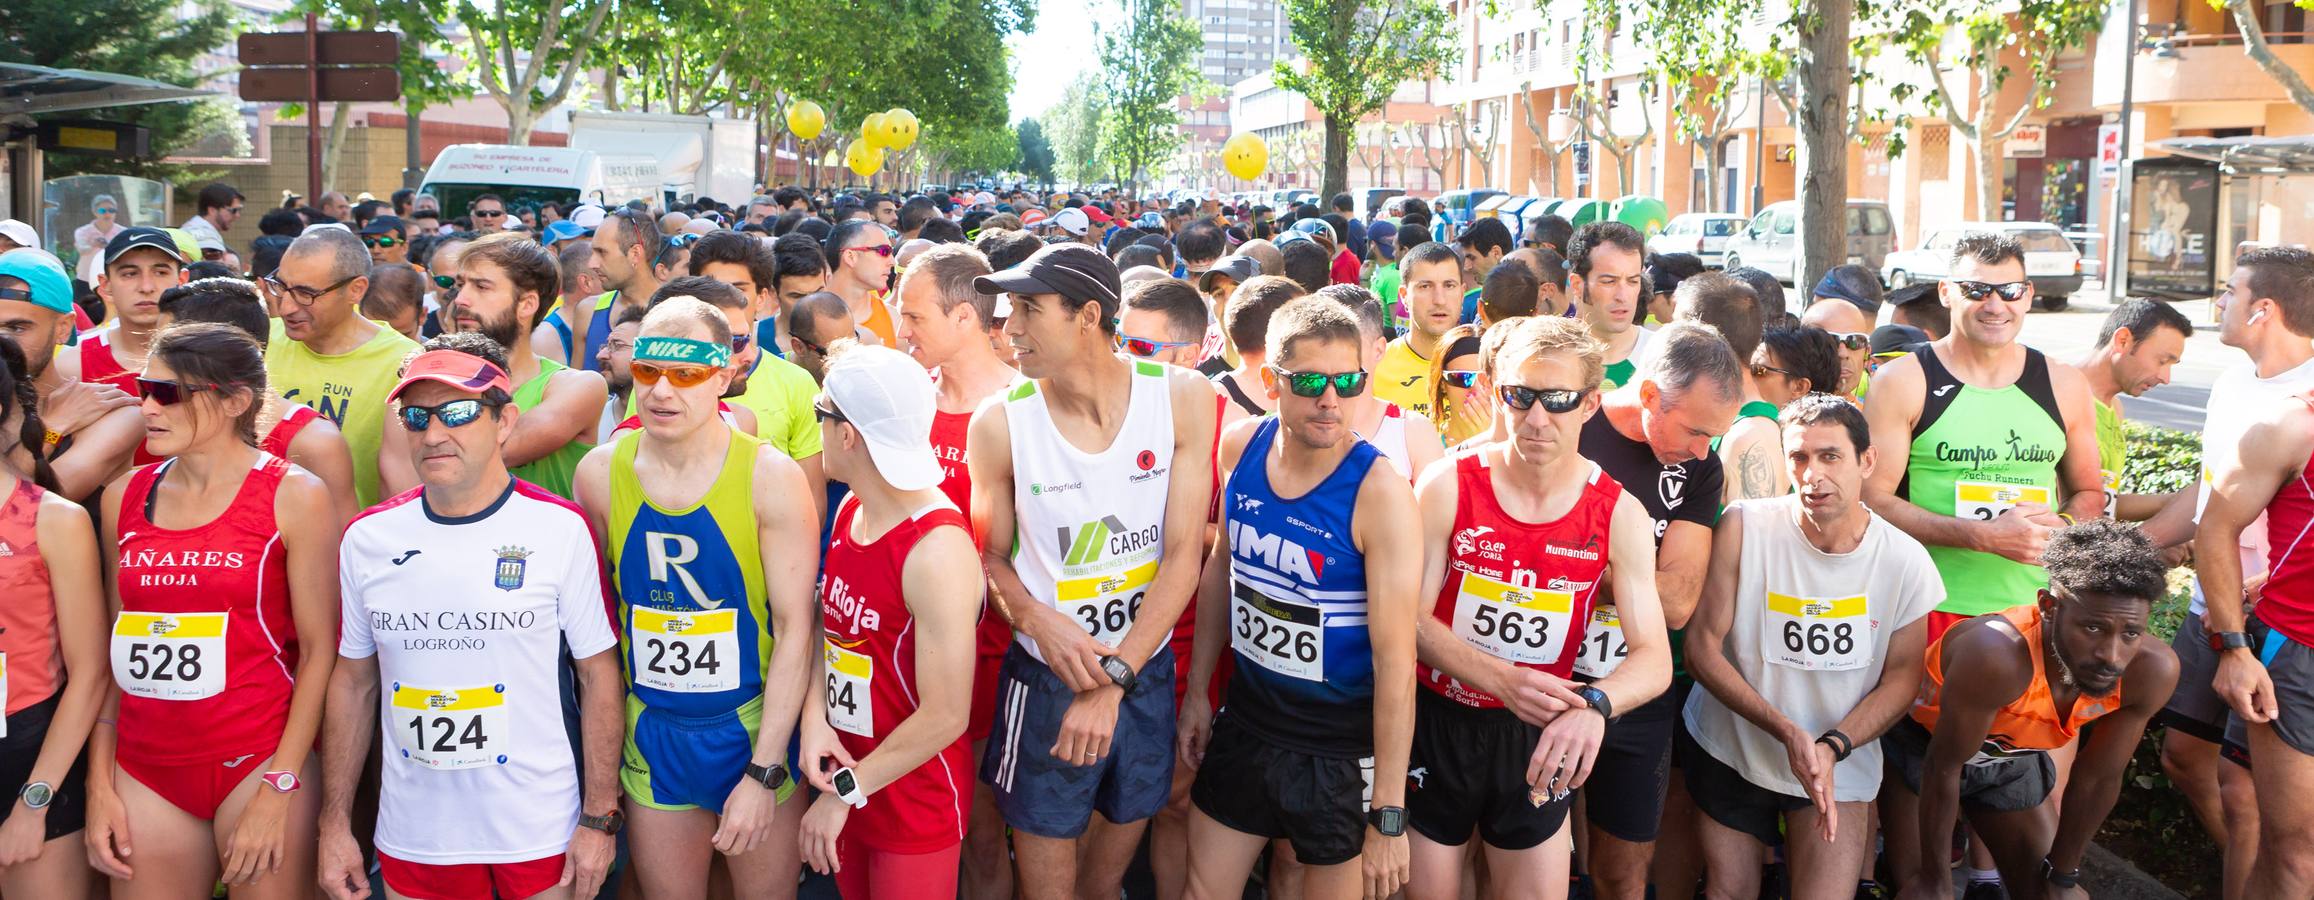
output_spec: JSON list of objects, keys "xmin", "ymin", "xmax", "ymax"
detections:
[
  {"xmin": 509, "ymin": 357, "xmax": 592, "ymax": 499},
  {"xmin": 1604, "ymin": 359, "xmax": 1637, "ymax": 390},
  {"xmin": 2094, "ymin": 398, "xmax": 2125, "ymax": 517},
  {"xmin": 1902, "ymin": 348, "xmax": 2067, "ymax": 616}
]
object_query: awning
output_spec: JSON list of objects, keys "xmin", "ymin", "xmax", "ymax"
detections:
[
  {"xmin": 0, "ymin": 62, "xmax": 212, "ymax": 117},
  {"xmin": 2151, "ymin": 136, "xmax": 2314, "ymax": 176}
]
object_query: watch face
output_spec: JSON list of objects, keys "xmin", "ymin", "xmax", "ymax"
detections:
[
  {"xmin": 20, "ymin": 783, "xmax": 50, "ymax": 808},
  {"xmin": 833, "ymin": 769, "xmax": 858, "ymax": 796}
]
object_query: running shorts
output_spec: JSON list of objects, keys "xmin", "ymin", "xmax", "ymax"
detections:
[
  {"xmin": 1675, "ymin": 716, "xmax": 1810, "ymax": 847},
  {"xmin": 1189, "ymin": 710, "xmax": 1371, "ymax": 866},
  {"xmin": 2224, "ymin": 613, "xmax": 2314, "ymax": 760},
  {"xmin": 621, "ymin": 694, "xmax": 794, "ymax": 812},
  {"xmin": 380, "ymin": 850, "xmax": 564, "ymax": 900},
  {"xmin": 979, "ymin": 643, "xmax": 1175, "ymax": 838},
  {"xmin": 1880, "ymin": 718, "xmax": 2053, "ymax": 813},
  {"xmin": 2157, "ymin": 613, "xmax": 2231, "ymax": 746},
  {"xmin": 1405, "ymin": 691, "xmax": 1573, "ymax": 851},
  {"xmin": 1577, "ymin": 686, "xmax": 1676, "ymax": 843},
  {"xmin": 0, "ymin": 694, "xmax": 86, "ymax": 840}
]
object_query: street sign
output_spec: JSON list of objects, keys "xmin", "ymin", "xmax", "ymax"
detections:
[
  {"xmin": 236, "ymin": 32, "xmax": 400, "ymax": 67},
  {"xmin": 2007, "ymin": 124, "xmax": 2046, "ymax": 158},
  {"xmin": 2097, "ymin": 123, "xmax": 2124, "ymax": 179},
  {"xmin": 238, "ymin": 68, "xmax": 401, "ymax": 103}
]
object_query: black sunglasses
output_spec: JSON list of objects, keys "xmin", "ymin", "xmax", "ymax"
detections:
[
  {"xmin": 1269, "ymin": 367, "xmax": 1369, "ymax": 398},
  {"xmin": 1827, "ymin": 331, "xmax": 1871, "ymax": 351},
  {"xmin": 136, "ymin": 377, "xmax": 216, "ymax": 406},
  {"xmin": 813, "ymin": 402, "xmax": 848, "ymax": 425},
  {"xmin": 1953, "ymin": 280, "xmax": 2030, "ymax": 302},
  {"xmin": 1498, "ymin": 385, "xmax": 1589, "ymax": 414},
  {"xmin": 793, "ymin": 334, "xmax": 830, "ymax": 357}
]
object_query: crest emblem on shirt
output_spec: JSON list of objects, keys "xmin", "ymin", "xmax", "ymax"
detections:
[
  {"xmin": 1658, "ymin": 466, "xmax": 1688, "ymax": 508},
  {"xmin": 493, "ymin": 546, "xmax": 532, "ymax": 591}
]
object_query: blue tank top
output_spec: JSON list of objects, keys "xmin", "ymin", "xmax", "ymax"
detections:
[
  {"xmin": 1223, "ymin": 417, "xmax": 1379, "ymax": 758},
  {"xmin": 606, "ymin": 430, "xmax": 773, "ymax": 717},
  {"xmin": 544, "ymin": 293, "xmax": 615, "ymax": 372}
]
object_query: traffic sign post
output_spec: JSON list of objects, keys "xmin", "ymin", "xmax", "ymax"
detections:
[{"xmin": 237, "ymin": 24, "xmax": 401, "ymax": 206}]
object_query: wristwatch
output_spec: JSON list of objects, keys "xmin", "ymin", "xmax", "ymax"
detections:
[
  {"xmin": 1577, "ymin": 685, "xmax": 1615, "ymax": 722},
  {"xmin": 2209, "ymin": 629, "xmax": 2253, "ymax": 653},
  {"xmin": 17, "ymin": 782, "xmax": 53, "ymax": 810},
  {"xmin": 831, "ymin": 766, "xmax": 868, "ymax": 809},
  {"xmin": 259, "ymin": 770, "xmax": 301, "ymax": 794},
  {"xmin": 578, "ymin": 808, "xmax": 625, "ymax": 835},
  {"xmin": 744, "ymin": 761, "xmax": 789, "ymax": 791},
  {"xmin": 2042, "ymin": 857, "xmax": 2082, "ymax": 889},
  {"xmin": 1100, "ymin": 655, "xmax": 1139, "ymax": 692},
  {"xmin": 1367, "ymin": 806, "xmax": 1407, "ymax": 837}
]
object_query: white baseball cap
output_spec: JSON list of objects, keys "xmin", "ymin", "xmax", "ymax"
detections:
[
  {"xmin": 1046, "ymin": 206, "xmax": 1089, "ymax": 237},
  {"xmin": 0, "ymin": 220, "xmax": 36, "ymax": 249},
  {"xmin": 568, "ymin": 204, "xmax": 608, "ymax": 231},
  {"xmin": 821, "ymin": 344, "xmax": 943, "ymax": 492}
]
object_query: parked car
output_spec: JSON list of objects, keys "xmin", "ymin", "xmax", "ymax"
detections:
[
  {"xmin": 1882, "ymin": 221, "xmax": 2085, "ymax": 310},
  {"xmin": 1355, "ymin": 187, "xmax": 1407, "ymax": 221},
  {"xmin": 1721, "ymin": 200, "xmax": 1897, "ymax": 286},
  {"xmin": 1647, "ymin": 213, "xmax": 1749, "ymax": 268},
  {"xmin": 1433, "ymin": 189, "xmax": 1505, "ymax": 228}
]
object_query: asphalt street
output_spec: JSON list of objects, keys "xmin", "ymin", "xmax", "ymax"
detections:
[{"xmin": 2010, "ymin": 289, "xmax": 2226, "ymax": 432}]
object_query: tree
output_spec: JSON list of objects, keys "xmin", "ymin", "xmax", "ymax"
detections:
[
  {"xmin": 1630, "ymin": 0, "xmax": 1781, "ymax": 211},
  {"xmin": 0, "ymin": 0, "xmax": 241, "ymax": 179},
  {"xmin": 599, "ymin": 0, "xmax": 748, "ymax": 115},
  {"xmin": 282, "ymin": 0, "xmax": 473, "ymax": 192},
  {"xmin": 1097, "ymin": 0, "xmax": 1204, "ymax": 191},
  {"xmin": 1567, "ymin": 0, "xmax": 1656, "ymax": 197},
  {"xmin": 456, "ymin": 0, "xmax": 614, "ymax": 144},
  {"xmin": 1276, "ymin": 0, "xmax": 1458, "ymax": 199},
  {"xmin": 1017, "ymin": 118, "xmax": 1057, "ymax": 187},
  {"xmin": 1407, "ymin": 118, "xmax": 1452, "ymax": 191},
  {"xmin": 1882, "ymin": 0, "xmax": 2105, "ymax": 220},
  {"xmin": 1452, "ymin": 100, "xmax": 1501, "ymax": 186},
  {"xmin": 2217, "ymin": 0, "xmax": 2314, "ymax": 118},
  {"xmin": 1792, "ymin": 0, "xmax": 1853, "ymax": 292},
  {"xmin": 1044, "ymin": 73, "xmax": 1108, "ymax": 186}
]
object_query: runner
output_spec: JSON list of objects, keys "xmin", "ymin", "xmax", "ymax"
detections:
[
  {"xmin": 594, "ymin": 307, "xmax": 645, "ymax": 443},
  {"xmin": 1405, "ymin": 314, "xmax": 1671, "ymax": 900},
  {"xmin": 1798, "ymin": 299, "xmax": 1873, "ymax": 402},
  {"xmin": 380, "ymin": 233, "xmax": 606, "ymax": 499},
  {"xmin": 1862, "ymin": 231, "xmax": 2103, "ymax": 645},
  {"xmin": 825, "ymin": 221, "xmax": 899, "ymax": 347},
  {"xmin": 1374, "ymin": 243, "xmax": 1464, "ymax": 418},
  {"xmin": 1423, "ymin": 325, "xmax": 1487, "ymax": 446},
  {"xmin": 1672, "ymin": 272, "xmax": 1780, "ymax": 502},
  {"xmin": 318, "ymin": 335, "xmax": 622, "ymax": 900},
  {"xmin": 571, "ymin": 297, "xmax": 817, "ymax": 898},
  {"xmin": 1175, "ymin": 298, "xmax": 1419, "ymax": 900},
  {"xmin": 1118, "ymin": 279, "xmax": 1209, "ymax": 369},
  {"xmin": 0, "ymin": 339, "xmax": 106, "ymax": 897},
  {"xmin": 2072, "ymin": 298, "xmax": 2193, "ymax": 520},
  {"xmin": 796, "ymin": 343, "xmax": 983, "ymax": 899},
  {"xmin": 0, "ymin": 253, "xmax": 142, "ymax": 501},
  {"xmin": 86, "ymin": 322, "xmax": 338, "ymax": 899},
  {"xmin": 1880, "ymin": 521, "xmax": 2177, "ymax": 900},
  {"xmin": 156, "ymin": 278, "xmax": 360, "ymax": 521},
  {"xmin": 1566, "ymin": 223, "xmax": 1654, "ymax": 390},
  {"xmin": 536, "ymin": 207, "xmax": 663, "ymax": 374},
  {"xmin": 1311, "ymin": 284, "xmax": 1444, "ymax": 480},
  {"xmin": 263, "ymin": 228, "xmax": 421, "ymax": 507},
  {"xmin": 1212, "ymin": 276, "xmax": 1306, "ymax": 424},
  {"xmin": 646, "ymin": 276, "xmax": 821, "ymax": 511},
  {"xmin": 966, "ymin": 243, "xmax": 1217, "ymax": 900},
  {"xmin": 1681, "ymin": 394, "xmax": 1942, "ymax": 899},
  {"xmin": 1572, "ymin": 320, "xmax": 1744, "ymax": 900},
  {"xmin": 81, "ymin": 228, "xmax": 186, "ymax": 394}
]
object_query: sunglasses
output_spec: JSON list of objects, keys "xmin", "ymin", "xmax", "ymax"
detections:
[
  {"xmin": 631, "ymin": 362, "xmax": 720, "ymax": 388},
  {"xmin": 1498, "ymin": 385, "xmax": 1589, "ymax": 414},
  {"xmin": 136, "ymin": 377, "xmax": 215, "ymax": 406},
  {"xmin": 95, "ymin": 208, "xmax": 117, "ymax": 216},
  {"xmin": 813, "ymin": 402, "xmax": 849, "ymax": 425},
  {"xmin": 792, "ymin": 334, "xmax": 831, "ymax": 357},
  {"xmin": 473, "ymin": 209, "xmax": 507, "ymax": 219},
  {"xmin": 398, "ymin": 398, "xmax": 488, "ymax": 432},
  {"xmin": 1828, "ymin": 331, "xmax": 1871, "ymax": 351},
  {"xmin": 655, "ymin": 232, "xmax": 704, "ymax": 265},
  {"xmin": 261, "ymin": 272, "xmax": 360, "ymax": 306},
  {"xmin": 1752, "ymin": 363, "xmax": 1800, "ymax": 380},
  {"xmin": 731, "ymin": 333, "xmax": 752, "ymax": 355},
  {"xmin": 1117, "ymin": 333, "xmax": 1195, "ymax": 358},
  {"xmin": 1270, "ymin": 367, "xmax": 1369, "ymax": 398},
  {"xmin": 364, "ymin": 236, "xmax": 402, "ymax": 248},
  {"xmin": 1441, "ymin": 369, "xmax": 1483, "ymax": 389},
  {"xmin": 433, "ymin": 274, "xmax": 457, "ymax": 290},
  {"xmin": 1953, "ymin": 280, "xmax": 2030, "ymax": 302},
  {"xmin": 844, "ymin": 244, "xmax": 895, "ymax": 258}
]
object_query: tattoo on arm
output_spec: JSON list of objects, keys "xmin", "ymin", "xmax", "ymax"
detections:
[{"xmin": 1738, "ymin": 444, "xmax": 1776, "ymax": 500}]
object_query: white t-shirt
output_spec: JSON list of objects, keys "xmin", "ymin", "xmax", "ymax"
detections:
[
  {"xmin": 338, "ymin": 480, "xmax": 619, "ymax": 865},
  {"xmin": 2191, "ymin": 355, "xmax": 2314, "ymax": 615},
  {"xmin": 1683, "ymin": 497, "xmax": 1943, "ymax": 802}
]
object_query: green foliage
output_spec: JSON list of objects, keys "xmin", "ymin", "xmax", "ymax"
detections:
[
  {"xmin": 1274, "ymin": 0, "xmax": 1458, "ymax": 197},
  {"xmin": 454, "ymin": 0, "xmax": 615, "ymax": 141},
  {"xmin": 2118, "ymin": 420, "xmax": 2201, "ymax": 496},
  {"xmin": 749, "ymin": 0, "xmax": 1029, "ymax": 145},
  {"xmin": 1097, "ymin": 0, "xmax": 1205, "ymax": 191},
  {"xmin": 1016, "ymin": 118, "xmax": 1057, "ymax": 186},
  {"xmin": 0, "ymin": 0, "xmax": 243, "ymax": 179},
  {"xmin": 1043, "ymin": 73, "xmax": 1109, "ymax": 186},
  {"xmin": 1875, "ymin": 0, "xmax": 2105, "ymax": 142}
]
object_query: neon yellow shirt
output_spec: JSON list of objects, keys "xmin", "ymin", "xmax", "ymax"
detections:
[
  {"xmin": 266, "ymin": 319, "xmax": 420, "ymax": 507},
  {"xmin": 1375, "ymin": 337, "xmax": 1433, "ymax": 419}
]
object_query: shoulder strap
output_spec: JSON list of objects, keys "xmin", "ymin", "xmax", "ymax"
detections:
[
  {"xmin": 545, "ymin": 310, "xmax": 574, "ymax": 363},
  {"xmin": 2018, "ymin": 348, "xmax": 2064, "ymax": 428},
  {"xmin": 1912, "ymin": 346, "xmax": 1964, "ymax": 441},
  {"xmin": 129, "ymin": 460, "xmax": 170, "ymax": 526},
  {"xmin": 1215, "ymin": 373, "xmax": 1264, "ymax": 416}
]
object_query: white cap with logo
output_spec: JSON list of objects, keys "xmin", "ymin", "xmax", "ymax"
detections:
[{"xmin": 821, "ymin": 344, "xmax": 943, "ymax": 492}]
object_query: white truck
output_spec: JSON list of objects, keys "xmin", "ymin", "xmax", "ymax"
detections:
[
  {"xmin": 567, "ymin": 110, "xmax": 756, "ymax": 206},
  {"xmin": 420, "ymin": 145, "xmax": 666, "ymax": 219}
]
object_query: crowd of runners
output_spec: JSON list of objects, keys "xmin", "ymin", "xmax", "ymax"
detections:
[{"xmin": 0, "ymin": 181, "xmax": 2306, "ymax": 900}]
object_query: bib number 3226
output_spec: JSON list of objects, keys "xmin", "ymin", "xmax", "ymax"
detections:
[
  {"xmin": 1230, "ymin": 580, "xmax": 1322, "ymax": 681},
  {"xmin": 391, "ymin": 683, "xmax": 509, "ymax": 770},
  {"xmin": 111, "ymin": 612, "xmax": 229, "ymax": 701}
]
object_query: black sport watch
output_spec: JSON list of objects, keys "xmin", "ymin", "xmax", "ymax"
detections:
[
  {"xmin": 2042, "ymin": 857, "xmax": 2081, "ymax": 889},
  {"xmin": 1577, "ymin": 685, "xmax": 1614, "ymax": 721},
  {"xmin": 1367, "ymin": 806, "xmax": 1407, "ymax": 837},
  {"xmin": 744, "ymin": 761, "xmax": 789, "ymax": 791},
  {"xmin": 1100, "ymin": 655, "xmax": 1138, "ymax": 692},
  {"xmin": 577, "ymin": 808, "xmax": 624, "ymax": 835}
]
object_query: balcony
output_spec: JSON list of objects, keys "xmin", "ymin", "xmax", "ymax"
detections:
[{"xmin": 2119, "ymin": 34, "xmax": 2314, "ymax": 107}]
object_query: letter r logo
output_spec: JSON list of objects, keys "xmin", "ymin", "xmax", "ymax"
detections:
[{"xmin": 645, "ymin": 532, "xmax": 718, "ymax": 608}]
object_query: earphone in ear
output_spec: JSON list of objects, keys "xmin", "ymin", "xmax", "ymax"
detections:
[{"xmin": 2252, "ymin": 307, "xmax": 2268, "ymax": 324}]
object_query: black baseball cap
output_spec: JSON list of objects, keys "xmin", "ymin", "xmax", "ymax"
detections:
[
  {"xmin": 1886, "ymin": 282, "xmax": 1940, "ymax": 308},
  {"xmin": 104, "ymin": 227, "xmax": 185, "ymax": 267},
  {"xmin": 1871, "ymin": 324, "xmax": 1932, "ymax": 357},
  {"xmin": 974, "ymin": 243, "xmax": 1120, "ymax": 308},
  {"xmin": 361, "ymin": 215, "xmax": 406, "ymax": 236}
]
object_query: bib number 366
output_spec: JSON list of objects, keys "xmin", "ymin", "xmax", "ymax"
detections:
[{"xmin": 111, "ymin": 612, "xmax": 229, "ymax": 701}]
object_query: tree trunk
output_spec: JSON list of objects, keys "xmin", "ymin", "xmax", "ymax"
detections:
[
  {"xmin": 1702, "ymin": 135, "xmax": 1723, "ymax": 213},
  {"xmin": 1793, "ymin": 0, "xmax": 1852, "ymax": 290},
  {"xmin": 1973, "ymin": 131, "xmax": 2000, "ymax": 221},
  {"xmin": 1323, "ymin": 113, "xmax": 1351, "ymax": 199},
  {"xmin": 508, "ymin": 98, "xmax": 536, "ymax": 146},
  {"xmin": 320, "ymin": 101, "xmax": 355, "ymax": 193},
  {"xmin": 2229, "ymin": 0, "xmax": 2314, "ymax": 117}
]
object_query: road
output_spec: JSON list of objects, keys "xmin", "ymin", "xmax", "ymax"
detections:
[{"xmin": 2000, "ymin": 289, "xmax": 2225, "ymax": 433}]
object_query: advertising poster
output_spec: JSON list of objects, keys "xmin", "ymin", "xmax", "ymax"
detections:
[{"xmin": 2125, "ymin": 156, "xmax": 2219, "ymax": 300}]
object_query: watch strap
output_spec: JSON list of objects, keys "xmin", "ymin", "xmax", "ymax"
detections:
[
  {"xmin": 1367, "ymin": 805, "xmax": 1407, "ymax": 836},
  {"xmin": 2042, "ymin": 857, "xmax": 2081, "ymax": 889},
  {"xmin": 1816, "ymin": 729, "xmax": 1854, "ymax": 762},
  {"xmin": 2211, "ymin": 630, "xmax": 2252, "ymax": 652},
  {"xmin": 1580, "ymin": 686, "xmax": 1613, "ymax": 721},
  {"xmin": 745, "ymin": 761, "xmax": 788, "ymax": 790}
]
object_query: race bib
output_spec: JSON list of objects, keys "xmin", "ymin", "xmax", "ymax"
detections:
[
  {"xmin": 2100, "ymin": 468, "xmax": 2119, "ymax": 519},
  {"xmin": 111, "ymin": 612, "xmax": 228, "ymax": 700},
  {"xmin": 1954, "ymin": 480, "xmax": 2050, "ymax": 521},
  {"xmin": 1230, "ymin": 580, "xmax": 1322, "ymax": 681},
  {"xmin": 1571, "ymin": 606, "xmax": 1629, "ymax": 678},
  {"xmin": 631, "ymin": 607, "xmax": 739, "ymax": 693},
  {"xmin": 823, "ymin": 638, "xmax": 874, "ymax": 737},
  {"xmin": 1056, "ymin": 559, "xmax": 1156, "ymax": 647},
  {"xmin": 1763, "ymin": 592, "xmax": 1870, "ymax": 672},
  {"xmin": 1452, "ymin": 572, "xmax": 1573, "ymax": 666},
  {"xmin": 391, "ymin": 683, "xmax": 509, "ymax": 770}
]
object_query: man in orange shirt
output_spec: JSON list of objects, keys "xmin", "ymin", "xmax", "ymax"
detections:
[{"xmin": 825, "ymin": 220, "xmax": 898, "ymax": 346}]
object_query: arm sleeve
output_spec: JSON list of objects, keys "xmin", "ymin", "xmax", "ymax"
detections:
[
  {"xmin": 558, "ymin": 516, "xmax": 620, "ymax": 658},
  {"xmin": 337, "ymin": 529, "xmax": 376, "ymax": 659}
]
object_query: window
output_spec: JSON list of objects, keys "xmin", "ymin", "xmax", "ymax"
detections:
[
  {"xmin": 1773, "ymin": 210, "xmax": 1796, "ymax": 235},
  {"xmin": 1845, "ymin": 205, "xmax": 1892, "ymax": 236},
  {"xmin": 2015, "ymin": 228, "xmax": 2076, "ymax": 252},
  {"xmin": 1750, "ymin": 211, "xmax": 1774, "ymax": 235},
  {"xmin": 1702, "ymin": 219, "xmax": 1739, "ymax": 237}
]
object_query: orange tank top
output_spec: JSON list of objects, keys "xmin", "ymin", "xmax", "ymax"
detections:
[
  {"xmin": 1910, "ymin": 604, "xmax": 2122, "ymax": 755},
  {"xmin": 862, "ymin": 290, "xmax": 898, "ymax": 347},
  {"xmin": 0, "ymin": 478, "xmax": 65, "ymax": 716}
]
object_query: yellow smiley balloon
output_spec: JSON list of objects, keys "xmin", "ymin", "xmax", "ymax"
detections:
[
  {"xmin": 786, "ymin": 100, "xmax": 825, "ymax": 140},
  {"xmin": 883, "ymin": 108, "xmax": 920, "ymax": 151},
  {"xmin": 1223, "ymin": 133, "xmax": 1268, "ymax": 181},
  {"xmin": 861, "ymin": 112, "xmax": 889, "ymax": 150},
  {"xmin": 846, "ymin": 140, "xmax": 885, "ymax": 177}
]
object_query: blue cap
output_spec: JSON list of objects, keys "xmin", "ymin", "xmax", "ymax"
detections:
[
  {"xmin": 0, "ymin": 251, "xmax": 75, "ymax": 314},
  {"xmin": 545, "ymin": 220, "xmax": 589, "ymax": 243}
]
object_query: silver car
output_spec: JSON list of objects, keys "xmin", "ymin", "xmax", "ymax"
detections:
[
  {"xmin": 1721, "ymin": 200, "xmax": 1897, "ymax": 285},
  {"xmin": 1881, "ymin": 222, "xmax": 2085, "ymax": 311},
  {"xmin": 1647, "ymin": 213, "xmax": 1750, "ymax": 268}
]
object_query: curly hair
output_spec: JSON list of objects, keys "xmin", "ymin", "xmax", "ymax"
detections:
[{"xmin": 2044, "ymin": 519, "xmax": 2167, "ymax": 603}]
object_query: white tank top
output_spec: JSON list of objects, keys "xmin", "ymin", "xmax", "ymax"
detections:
[
  {"xmin": 1005, "ymin": 360, "xmax": 1177, "ymax": 663},
  {"xmin": 1363, "ymin": 403, "xmax": 1413, "ymax": 478}
]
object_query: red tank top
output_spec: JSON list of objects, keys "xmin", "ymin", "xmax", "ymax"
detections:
[
  {"xmin": 77, "ymin": 329, "xmax": 138, "ymax": 394},
  {"xmin": 259, "ymin": 404, "xmax": 319, "ymax": 459},
  {"xmin": 112, "ymin": 454, "xmax": 300, "ymax": 765},
  {"xmin": 0, "ymin": 478, "xmax": 64, "ymax": 716},
  {"xmin": 820, "ymin": 496, "xmax": 973, "ymax": 852},
  {"xmin": 2261, "ymin": 418, "xmax": 2314, "ymax": 647},
  {"xmin": 1422, "ymin": 452, "xmax": 1622, "ymax": 706}
]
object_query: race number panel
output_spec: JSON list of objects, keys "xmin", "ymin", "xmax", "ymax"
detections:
[
  {"xmin": 1762, "ymin": 592, "xmax": 1870, "ymax": 672},
  {"xmin": 1056, "ymin": 559, "xmax": 1156, "ymax": 647},
  {"xmin": 631, "ymin": 607, "xmax": 739, "ymax": 693},
  {"xmin": 823, "ymin": 638, "xmax": 874, "ymax": 737},
  {"xmin": 1570, "ymin": 606, "xmax": 1629, "ymax": 679},
  {"xmin": 111, "ymin": 612, "xmax": 228, "ymax": 700},
  {"xmin": 391, "ymin": 683, "xmax": 510, "ymax": 770},
  {"xmin": 1451, "ymin": 572, "xmax": 1574, "ymax": 665},
  {"xmin": 1954, "ymin": 481, "xmax": 2050, "ymax": 521},
  {"xmin": 1230, "ymin": 580, "xmax": 1323, "ymax": 681}
]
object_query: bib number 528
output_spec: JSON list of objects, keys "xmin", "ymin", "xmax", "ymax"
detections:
[{"xmin": 124, "ymin": 643, "xmax": 204, "ymax": 683}]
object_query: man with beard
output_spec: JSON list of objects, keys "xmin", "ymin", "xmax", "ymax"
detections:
[
  {"xmin": 1880, "ymin": 521, "xmax": 2177, "ymax": 900},
  {"xmin": 264, "ymin": 227, "xmax": 420, "ymax": 506},
  {"xmin": 826, "ymin": 220, "xmax": 899, "ymax": 346},
  {"xmin": 377, "ymin": 232, "xmax": 607, "ymax": 499},
  {"xmin": 1568, "ymin": 223, "xmax": 1655, "ymax": 390},
  {"xmin": 0, "ymin": 253, "xmax": 142, "ymax": 500},
  {"xmin": 593, "ymin": 306, "xmax": 645, "ymax": 443},
  {"xmin": 2073, "ymin": 298, "xmax": 2193, "ymax": 520}
]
